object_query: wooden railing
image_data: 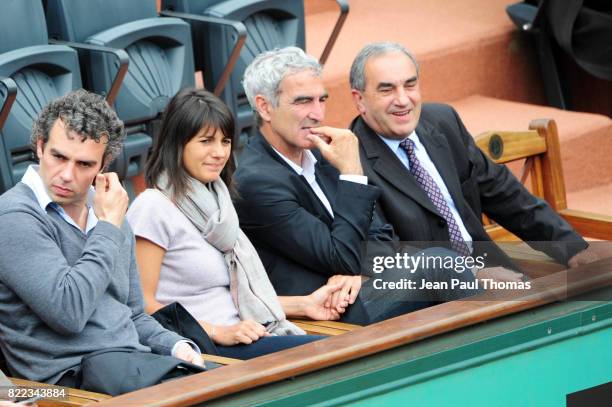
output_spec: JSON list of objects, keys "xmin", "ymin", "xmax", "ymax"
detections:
[{"xmin": 98, "ymin": 258, "xmax": 612, "ymax": 406}]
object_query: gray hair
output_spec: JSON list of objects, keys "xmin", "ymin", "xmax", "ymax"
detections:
[
  {"xmin": 31, "ymin": 89, "xmax": 125, "ymax": 164},
  {"xmin": 243, "ymin": 46, "xmax": 322, "ymax": 109},
  {"xmin": 350, "ymin": 42, "xmax": 420, "ymax": 91}
]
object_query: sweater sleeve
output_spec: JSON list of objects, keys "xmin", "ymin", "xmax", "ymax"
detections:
[{"xmin": 0, "ymin": 212, "xmax": 122, "ymax": 335}]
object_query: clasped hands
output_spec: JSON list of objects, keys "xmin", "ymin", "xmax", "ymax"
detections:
[{"xmin": 302, "ymin": 275, "xmax": 363, "ymax": 321}]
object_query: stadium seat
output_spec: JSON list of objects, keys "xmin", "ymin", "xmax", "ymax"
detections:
[
  {"xmin": 0, "ymin": 77, "xmax": 17, "ymax": 193},
  {"xmin": 0, "ymin": 0, "xmax": 83, "ymax": 193},
  {"xmin": 45, "ymin": 0, "xmax": 195, "ymax": 186},
  {"xmin": 162, "ymin": 0, "xmax": 348, "ymax": 150}
]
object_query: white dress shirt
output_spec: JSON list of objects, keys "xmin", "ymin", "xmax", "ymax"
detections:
[
  {"xmin": 21, "ymin": 165, "xmax": 98, "ymax": 234},
  {"xmin": 379, "ymin": 132, "xmax": 473, "ymax": 249},
  {"xmin": 271, "ymin": 148, "xmax": 368, "ymax": 218}
]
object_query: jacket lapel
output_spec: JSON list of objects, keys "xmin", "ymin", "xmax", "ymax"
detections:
[
  {"xmin": 314, "ymin": 160, "xmax": 337, "ymax": 223},
  {"xmin": 354, "ymin": 117, "xmax": 440, "ymax": 215},
  {"xmin": 249, "ymin": 133, "xmax": 335, "ymax": 224}
]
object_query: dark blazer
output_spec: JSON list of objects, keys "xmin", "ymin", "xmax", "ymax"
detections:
[
  {"xmin": 234, "ymin": 132, "xmax": 395, "ymax": 297},
  {"xmin": 546, "ymin": 0, "xmax": 612, "ymax": 80},
  {"xmin": 350, "ymin": 103, "xmax": 587, "ymax": 265}
]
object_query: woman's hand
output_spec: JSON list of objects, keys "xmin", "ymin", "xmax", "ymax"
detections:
[
  {"xmin": 327, "ymin": 275, "xmax": 362, "ymax": 310},
  {"xmin": 303, "ymin": 283, "xmax": 348, "ymax": 320},
  {"xmin": 212, "ymin": 320, "xmax": 269, "ymax": 346}
]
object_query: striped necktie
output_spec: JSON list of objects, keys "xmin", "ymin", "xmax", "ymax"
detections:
[{"xmin": 400, "ymin": 138, "xmax": 471, "ymax": 256}]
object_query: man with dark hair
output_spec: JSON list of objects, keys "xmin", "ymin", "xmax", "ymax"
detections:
[
  {"xmin": 349, "ymin": 42, "xmax": 598, "ymax": 269},
  {"xmin": 0, "ymin": 90, "xmax": 202, "ymax": 390}
]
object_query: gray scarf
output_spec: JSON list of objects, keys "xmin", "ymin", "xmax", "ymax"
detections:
[{"xmin": 158, "ymin": 173, "xmax": 304, "ymax": 336}]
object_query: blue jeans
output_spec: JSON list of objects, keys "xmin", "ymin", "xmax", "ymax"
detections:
[{"xmin": 216, "ymin": 335, "xmax": 325, "ymax": 360}]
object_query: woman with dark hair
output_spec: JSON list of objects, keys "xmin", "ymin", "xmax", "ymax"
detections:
[{"xmin": 127, "ymin": 88, "xmax": 344, "ymax": 359}]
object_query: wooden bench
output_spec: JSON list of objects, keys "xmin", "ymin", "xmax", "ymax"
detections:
[
  {"xmin": 1, "ymin": 373, "xmax": 111, "ymax": 406},
  {"xmin": 290, "ymin": 319, "xmax": 361, "ymax": 336},
  {"xmin": 0, "ymin": 354, "xmax": 240, "ymax": 406},
  {"xmin": 476, "ymin": 119, "xmax": 612, "ymax": 276}
]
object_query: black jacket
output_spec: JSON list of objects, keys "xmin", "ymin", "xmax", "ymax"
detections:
[
  {"xmin": 350, "ymin": 103, "xmax": 587, "ymax": 265},
  {"xmin": 234, "ymin": 132, "xmax": 395, "ymax": 297}
]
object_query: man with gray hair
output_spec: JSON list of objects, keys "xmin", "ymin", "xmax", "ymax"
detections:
[
  {"xmin": 0, "ymin": 90, "xmax": 202, "ymax": 392},
  {"xmin": 234, "ymin": 47, "xmax": 478, "ymax": 324},
  {"xmin": 349, "ymin": 41, "xmax": 597, "ymax": 272}
]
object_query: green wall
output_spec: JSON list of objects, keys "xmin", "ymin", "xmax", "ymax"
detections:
[
  {"xmin": 349, "ymin": 324, "xmax": 611, "ymax": 407},
  {"xmin": 206, "ymin": 299, "xmax": 612, "ymax": 407}
]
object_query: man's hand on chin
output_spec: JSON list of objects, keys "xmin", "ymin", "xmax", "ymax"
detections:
[{"xmin": 307, "ymin": 127, "xmax": 364, "ymax": 176}]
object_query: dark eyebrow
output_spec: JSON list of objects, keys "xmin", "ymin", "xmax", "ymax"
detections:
[
  {"xmin": 292, "ymin": 95, "xmax": 314, "ymax": 104},
  {"xmin": 49, "ymin": 148, "xmax": 67, "ymax": 159},
  {"xmin": 377, "ymin": 76, "xmax": 419, "ymax": 90},
  {"xmin": 49, "ymin": 147, "xmax": 97, "ymax": 166},
  {"xmin": 78, "ymin": 159, "xmax": 98, "ymax": 166},
  {"xmin": 376, "ymin": 82, "xmax": 394, "ymax": 90}
]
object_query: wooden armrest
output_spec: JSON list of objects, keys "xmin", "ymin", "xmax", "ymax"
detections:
[
  {"xmin": 484, "ymin": 224, "xmax": 521, "ymax": 241},
  {"xmin": 9, "ymin": 377, "xmax": 110, "ymax": 406},
  {"xmin": 202, "ymin": 354, "xmax": 242, "ymax": 365},
  {"xmin": 560, "ymin": 209, "xmax": 612, "ymax": 240},
  {"xmin": 498, "ymin": 242, "xmax": 566, "ymax": 278},
  {"xmin": 290, "ymin": 319, "xmax": 361, "ymax": 336}
]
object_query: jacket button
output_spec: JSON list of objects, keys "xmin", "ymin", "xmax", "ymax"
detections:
[{"xmin": 438, "ymin": 219, "xmax": 447, "ymax": 227}]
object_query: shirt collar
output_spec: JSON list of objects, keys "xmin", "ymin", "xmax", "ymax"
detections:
[
  {"xmin": 378, "ymin": 130, "xmax": 420, "ymax": 154},
  {"xmin": 21, "ymin": 165, "xmax": 97, "ymax": 233},
  {"xmin": 21, "ymin": 165, "xmax": 53, "ymax": 210},
  {"xmin": 21, "ymin": 165, "xmax": 95, "ymax": 210},
  {"xmin": 271, "ymin": 146, "xmax": 318, "ymax": 179}
]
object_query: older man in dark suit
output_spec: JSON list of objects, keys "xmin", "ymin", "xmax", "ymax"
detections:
[
  {"xmin": 349, "ymin": 42, "xmax": 598, "ymax": 271},
  {"xmin": 234, "ymin": 47, "xmax": 481, "ymax": 325}
]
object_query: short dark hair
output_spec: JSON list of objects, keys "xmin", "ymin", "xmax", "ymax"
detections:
[
  {"xmin": 145, "ymin": 88, "xmax": 236, "ymax": 199},
  {"xmin": 31, "ymin": 89, "xmax": 125, "ymax": 165},
  {"xmin": 350, "ymin": 42, "xmax": 419, "ymax": 91}
]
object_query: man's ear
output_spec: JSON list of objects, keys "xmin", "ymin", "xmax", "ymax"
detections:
[
  {"xmin": 100, "ymin": 153, "xmax": 113, "ymax": 172},
  {"xmin": 351, "ymin": 89, "xmax": 367, "ymax": 115},
  {"xmin": 35, "ymin": 137, "xmax": 44, "ymax": 161},
  {"xmin": 254, "ymin": 95, "xmax": 273, "ymax": 122}
]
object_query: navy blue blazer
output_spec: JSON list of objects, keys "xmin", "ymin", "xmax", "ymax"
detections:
[{"xmin": 234, "ymin": 131, "xmax": 395, "ymax": 297}]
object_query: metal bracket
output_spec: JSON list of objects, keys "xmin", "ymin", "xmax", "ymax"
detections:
[
  {"xmin": 0, "ymin": 77, "xmax": 18, "ymax": 134},
  {"xmin": 320, "ymin": 0, "xmax": 349, "ymax": 65},
  {"xmin": 49, "ymin": 39, "xmax": 129, "ymax": 106}
]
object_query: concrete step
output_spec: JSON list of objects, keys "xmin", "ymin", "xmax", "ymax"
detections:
[
  {"xmin": 304, "ymin": 0, "xmax": 545, "ymax": 128},
  {"xmin": 304, "ymin": 0, "xmax": 611, "ymax": 209},
  {"xmin": 567, "ymin": 184, "xmax": 612, "ymax": 216},
  {"xmin": 450, "ymin": 95, "xmax": 612, "ymax": 194}
]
